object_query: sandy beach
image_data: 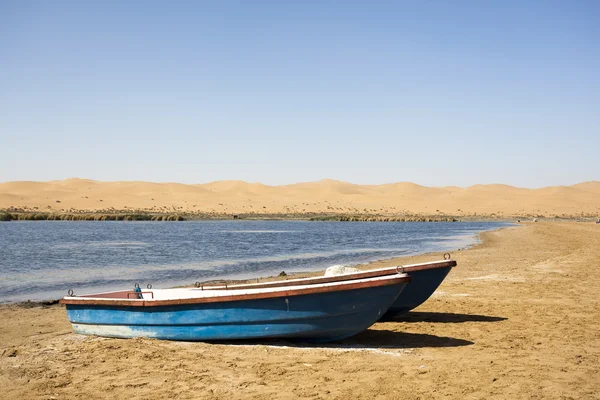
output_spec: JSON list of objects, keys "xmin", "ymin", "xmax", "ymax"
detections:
[
  {"xmin": 1, "ymin": 221, "xmax": 599, "ymax": 399},
  {"xmin": 3, "ymin": 1, "xmax": 598, "ymax": 398}
]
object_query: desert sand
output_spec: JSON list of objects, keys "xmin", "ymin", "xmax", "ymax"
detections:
[
  {"xmin": 1, "ymin": 178, "xmax": 600, "ymax": 219},
  {"xmin": 1, "ymin": 221, "xmax": 599, "ymax": 399}
]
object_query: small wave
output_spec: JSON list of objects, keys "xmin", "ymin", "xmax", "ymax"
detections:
[
  {"xmin": 219, "ymin": 230, "xmax": 300, "ymax": 233},
  {"xmin": 89, "ymin": 241, "xmax": 149, "ymax": 247},
  {"xmin": 173, "ymin": 247, "xmax": 407, "ymax": 271},
  {"xmin": 0, "ymin": 247, "xmax": 410, "ymax": 297},
  {"xmin": 53, "ymin": 241, "xmax": 149, "ymax": 249}
]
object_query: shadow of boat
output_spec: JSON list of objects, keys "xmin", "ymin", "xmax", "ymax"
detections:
[
  {"xmin": 212, "ymin": 329, "xmax": 473, "ymax": 349},
  {"xmin": 335, "ymin": 329, "xmax": 474, "ymax": 349},
  {"xmin": 389, "ymin": 311, "xmax": 507, "ymax": 324}
]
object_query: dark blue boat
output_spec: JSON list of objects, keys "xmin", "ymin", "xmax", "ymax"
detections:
[
  {"xmin": 61, "ymin": 274, "xmax": 411, "ymax": 342},
  {"xmin": 201, "ymin": 258, "xmax": 456, "ymax": 320},
  {"xmin": 380, "ymin": 260, "xmax": 454, "ymax": 319}
]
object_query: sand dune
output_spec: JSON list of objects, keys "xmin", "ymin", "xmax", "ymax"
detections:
[{"xmin": 1, "ymin": 178, "xmax": 599, "ymax": 218}]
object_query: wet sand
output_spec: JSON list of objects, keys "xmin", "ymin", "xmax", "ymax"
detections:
[{"xmin": 1, "ymin": 222, "xmax": 599, "ymax": 399}]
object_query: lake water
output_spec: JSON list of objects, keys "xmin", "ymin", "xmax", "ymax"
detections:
[{"xmin": 0, "ymin": 220, "xmax": 509, "ymax": 302}]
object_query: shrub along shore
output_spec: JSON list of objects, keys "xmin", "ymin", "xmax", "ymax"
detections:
[
  {"xmin": 1, "ymin": 209, "xmax": 585, "ymax": 222},
  {"xmin": 1, "ymin": 212, "xmax": 458, "ymax": 222},
  {"xmin": 0, "ymin": 212, "xmax": 184, "ymax": 221},
  {"xmin": 0, "ymin": 211, "xmax": 464, "ymax": 222},
  {"xmin": 4, "ymin": 205, "xmax": 594, "ymax": 222}
]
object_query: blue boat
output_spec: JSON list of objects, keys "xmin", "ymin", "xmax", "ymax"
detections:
[
  {"xmin": 60, "ymin": 274, "xmax": 411, "ymax": 342},
  {"xmin": 201, "ymin": 257, "xmax": 456, "ymax": 320},
  {"xmin": 381, "ymin": 259, "xmax": 455, "ymax": 319}
]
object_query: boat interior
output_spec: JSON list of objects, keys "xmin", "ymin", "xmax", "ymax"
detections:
[{"xmin": 63, "ymin": 274, "xmax": 412, "ymax": 301}]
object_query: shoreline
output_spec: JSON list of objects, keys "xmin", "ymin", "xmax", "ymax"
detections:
[
  {"xmin": 0, "ymin": 210, "xmax": 499, "ymax": 222},
  {"xmin": 2, "ymin": 221, "xmax": 600, "ymax": 398},
  {"xmin": 187, "ymin": 226, "xmax": 509, "ymax": 289},
  {"xmin": 3, "ymin": 210, "xmax": 597, "ymax": 223},
  {"xmin": 0, "ymin": 222, "xmax": 509, "ymax": 304}
]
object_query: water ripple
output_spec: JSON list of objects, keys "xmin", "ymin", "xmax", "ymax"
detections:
[{"xmin": 0, "ymin": 220, "xmax": 510, "ymax": 302}]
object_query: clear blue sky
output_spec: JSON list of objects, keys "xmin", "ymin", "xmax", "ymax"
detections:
[{"xmin": 1, "ymin": 1, "xmax": 598, "ymax": 187}]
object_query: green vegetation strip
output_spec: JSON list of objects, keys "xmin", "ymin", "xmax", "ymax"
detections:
[
  {"xmin": 309, "ymin": 215, "xmax": 458, "ymax": 222},
  {"xmin": 0, "ymin": 212, "xmax": 184, "ymax": 221}
]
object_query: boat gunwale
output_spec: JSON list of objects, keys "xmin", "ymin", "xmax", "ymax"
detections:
[
  {"xmin": 200, "ymin": 259, "xmax": 456, "ymax": 291},
  {"xmin": 59, "ymin": 274, "xmax": 412, "ymax": 307}
]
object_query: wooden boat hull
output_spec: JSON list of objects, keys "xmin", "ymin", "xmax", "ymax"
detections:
[
  {"xmin": 381, "ymin": 265, "xmax": 452, "ymax": 319},
  {"xmin": 63, "ymin": 276, "xmax": 409, "ymax": 342}
]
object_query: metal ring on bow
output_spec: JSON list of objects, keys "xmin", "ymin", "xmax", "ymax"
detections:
[
  {"xmin": 147, "ymin": 284, "xmax": 152, "ymax": 289},
  {"xmin": 443, "ymin": 253, "xmax": 451, "ymax": 260},
  {"xmin": 67, "ymin": 289, "xmax": 74, "ymax": 297},
  {"xmin": 396, "ymin": 265, "xmax": 405, "ymax": 274}
]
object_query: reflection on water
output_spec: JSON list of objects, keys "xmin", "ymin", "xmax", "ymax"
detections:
[{"xmin": 0, "ymin": 220, "xmax": 509, "ymax": 302}]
